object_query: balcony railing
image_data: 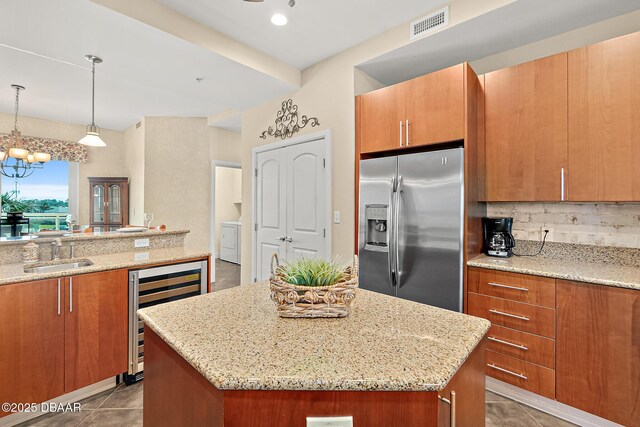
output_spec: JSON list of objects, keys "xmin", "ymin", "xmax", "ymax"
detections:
[{"xmin": 0, "ymin": 212, "xmax": 70, "ymax": 235}]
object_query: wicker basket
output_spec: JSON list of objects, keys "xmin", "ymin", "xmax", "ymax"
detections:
[{"xmin": 269, "ymin": 254, "xmax": 358, "ymax": 318}]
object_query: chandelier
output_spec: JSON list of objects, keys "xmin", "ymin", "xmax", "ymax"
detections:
[{"xmin": 0, "ymin": 85, "xmax": 51, "ymax": 179}]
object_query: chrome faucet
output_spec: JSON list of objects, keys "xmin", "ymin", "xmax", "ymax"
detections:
[
  {"xmin": 69, "ymin": 242, "xmax": 76, "ymax": 259},
  {"xmin": 51, "ymin": 238, "xmax": 62, "ymax": 261}
]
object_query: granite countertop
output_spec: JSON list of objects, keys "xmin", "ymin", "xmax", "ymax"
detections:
[
  {"xmin": 0, "ymin": 246, "xmax": 211, "ymax": 286},
  {"xmin": 468, "ymin": 254, "xmax": 640, "ymax": 291},
  {"xmin": 138, "ymin": 282, "xmax": 490, "ymax": 392},
  {"xmin": 0, "ymin": 229, "xmax": 190, "ymax": 246}
]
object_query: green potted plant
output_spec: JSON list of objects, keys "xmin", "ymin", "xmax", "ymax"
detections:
[{"xmin": 269, "ymin": 254, "xmax": 358, "ymax": 318}]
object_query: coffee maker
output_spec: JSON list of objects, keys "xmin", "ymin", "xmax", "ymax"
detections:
[{"xmin": 483, "ymin": 217, "xmax": 515, "ymax": 258}]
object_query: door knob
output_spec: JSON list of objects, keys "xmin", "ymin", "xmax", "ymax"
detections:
[
  {"xmin": 276, "ymin": 236, "xmax": 286, "ymax": 241},
  {"xmin": 285, "ymin": 237, "xmax": 293, "ymax": 243}
]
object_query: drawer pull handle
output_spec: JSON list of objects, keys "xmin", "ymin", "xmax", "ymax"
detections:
[
  {"xmin": 488, "ymin": 282, "xmax": 528, "ymax": 292},
  {"xmin": 488, "ymin": 363, "xmax": 528, "ymax": 380},
  {"xmin": 437, "ymin": 391, "xmax": 456, "ymax": 427},
  {"xmin": 488, "ymin": 336, "xmax": 529, "ymax": 351},
  {"xmin": 489, "ymin": 309, "xmax": 529, "ymax": 321}
]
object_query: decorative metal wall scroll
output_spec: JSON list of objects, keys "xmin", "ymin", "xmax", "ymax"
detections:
[{"xmin": 259, "ymin": 99, "xmax": 319, "ymax": 140}]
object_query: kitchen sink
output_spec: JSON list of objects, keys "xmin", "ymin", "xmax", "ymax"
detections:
[{"xmin": 24, "ymin": 259, "xmax": 94, "ymax": 274}]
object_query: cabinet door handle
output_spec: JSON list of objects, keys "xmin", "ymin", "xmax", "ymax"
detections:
[
  {"xmin": 488, "ymin": 363, "xmax": 528, "ymax": 380},
  {"xmin": 561, "ymin": 168, "xmax": 565, "ymax": 201},
  {"xmin": 69, "ymin": 277, "xmax": 73, "ymax": 313},
  {"xmin": 285, "ymin": 237, "xmax": 293, "ymax": 243},
  {"xmin": 399, "ymin": 121, "xmax": 403, "ymax": 147},
  {"xmin": 405, "ymin": 120, "xmax": 410, "ymax": 146},
  {"xmin": 488, "ymin": 282, "xmax": 528, "ymax": 292},
  {"xmin": 57, "ymin": 279, "xmax": 61, "ymax": 315},
  {"xmin": 488, "ymin": 336, "xmax": 529, "ymax": 351},
  {"xmin": 438, "ymin": 390, "xmax": 456, "ymax": 427},
  {"xmin": 489, "ymin": 309, "xmax": 529, "ymax": 321}
]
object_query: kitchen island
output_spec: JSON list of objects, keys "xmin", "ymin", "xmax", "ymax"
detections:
[{"xmin": 139, "ymin": 282, "xmax": 490, "ymax": 427}]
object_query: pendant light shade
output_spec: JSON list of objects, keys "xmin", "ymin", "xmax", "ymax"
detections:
[
  {"xmin": 79, "ymin": 125, "xmax": 106, "ymax": 147},
  {"xmin": 79, "ymin": 55, "xmax": 106, "ymax": 147}
]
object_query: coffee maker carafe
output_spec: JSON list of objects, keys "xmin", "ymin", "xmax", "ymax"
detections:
[{"xmin": 483, "ymin": 217, "xmax": 515, "ymax": 258}]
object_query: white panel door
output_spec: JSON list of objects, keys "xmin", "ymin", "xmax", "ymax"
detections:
[
  {"xmin": 285, "ymin": 139, "xmax": 327, "ymax": 262},
  {"xmin": 255, "ymin": 149, "xmax": 287, "ymax": 281}
]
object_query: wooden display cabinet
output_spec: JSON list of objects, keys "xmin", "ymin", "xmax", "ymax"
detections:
[{"xmin": 89, "ymin": 177, "xmax": 129, "ymax": 232}]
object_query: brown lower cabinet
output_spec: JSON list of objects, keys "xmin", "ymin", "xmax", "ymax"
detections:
[
  {"xmin": 0, "ymin": 279, "xmax": 65, "ymax": 416},
  {"xmin": 0, "ymin": 270, "xmax": 128, "ymax": 419},
  {"xmin": 65, "ymin": 270, "xmax": 128, "ymax": 392},
  {"xmin": 556, "ymin": 280, "xmax": 640, "ymax": 426},
  {"xmin": 468, "ymin": 267, "xmax": 640, "ymax": 425}
]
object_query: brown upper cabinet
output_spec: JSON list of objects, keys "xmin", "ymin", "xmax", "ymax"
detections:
[
  {"xmin": 567, "ymin": 31, "xmax": 640, "ymax": 201},
  {"xmin": 359, "ymin": 64, "xmax": 465, "ymax": 154},
  {"xmin": 484, "ymin": 53, "xmax": 568, "ymax": 201},
  {"xmin": 483, "ymin": 31, "xmax": 640, "ymax": 202}
]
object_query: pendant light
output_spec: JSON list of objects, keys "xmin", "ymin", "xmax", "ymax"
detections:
[{"xmin": 79, "ymin": 55, "xmax": 106, "ymax": 147}]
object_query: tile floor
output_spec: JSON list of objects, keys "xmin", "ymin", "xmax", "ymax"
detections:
[
  {"xmin": 21, "ymin": 384, "xmax": 575, "ymax": 426},
  {"xmin": 20, "ymin": 268, "xmax": 576, "ymax": 426},
  {"xmin": 211, "ymin": 258, "xmax": 241, "ymax": 292}
]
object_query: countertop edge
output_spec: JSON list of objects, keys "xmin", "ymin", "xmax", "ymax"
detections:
[
  {"xmin": 467, "ymin": 259, "xmax": 639, "ymax": 291},
  {"xmin": 139, "ymin": 296, "xmax": 491, "ymax": 393},
  {"xmin": 0, "ymin": 251, "xmax": 211, "ymax": 286},
  {"xmin": 0, "ymin": 229, "xmax": 190, "ymax": 246}
]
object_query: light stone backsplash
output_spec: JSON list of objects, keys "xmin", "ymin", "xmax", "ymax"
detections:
[
  {"xmin": 487, "ymin": 202, "xmax": 640, "ymax": 248},
  {"xmin": 0, "ymin": 232, "xmax": 186, "ymax": 265}
]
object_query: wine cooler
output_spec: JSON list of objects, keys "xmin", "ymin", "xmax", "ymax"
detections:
[{"xmin": 126, "ymin": 260, "xmax": 208, "ymax": 383}]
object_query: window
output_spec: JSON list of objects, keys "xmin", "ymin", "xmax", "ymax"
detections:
[{"xmin": 1, "ymin": 160, "xmax": 70, "ymax": 235}]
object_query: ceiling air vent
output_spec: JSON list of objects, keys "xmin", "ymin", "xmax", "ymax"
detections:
[{"xmin": 410, "ymin": 6, "xmax": 449, "ymax": 41}]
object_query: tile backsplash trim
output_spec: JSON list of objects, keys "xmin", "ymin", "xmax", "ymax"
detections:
[{"xmin": 488, "ymin": 202, "xmax": 640, "ymax": 249}]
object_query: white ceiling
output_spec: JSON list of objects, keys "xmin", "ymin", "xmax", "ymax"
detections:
[
  {"xmin": 359, "ymin": 0, "xmax": 640, "ymax": 85},
  {"xmin": 156, "ymin": 0, "xmax": 444, "ymax": 70},
  {"xmin": 0, "ymin": 0, "xmax": 296, "ymax": 131}
]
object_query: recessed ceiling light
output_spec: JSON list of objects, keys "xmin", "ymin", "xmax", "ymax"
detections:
[{"xmin": 271, "ymin": 13, "xmax": 288, "ymax": 26}]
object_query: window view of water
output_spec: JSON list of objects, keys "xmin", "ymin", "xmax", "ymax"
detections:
[{"xmin": 1, "ymin": 160, "xmax": 69, "ymax": 236}]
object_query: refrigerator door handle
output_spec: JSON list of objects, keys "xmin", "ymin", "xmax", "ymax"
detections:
[
  {"xmin": 388, "ymin": 176, "xmax": 396, "ymax": 287},
  {"xmin": 395, "ymin": 176, "xmax": 403, "ymax": 288}
]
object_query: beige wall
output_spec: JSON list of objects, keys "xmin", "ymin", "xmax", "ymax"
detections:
[
  {"xmin": 239, "ymin": 0, "xmax": 524, "ymax": 283},
  {"xmin": 123, "ymin": 119, "xmax": 145, "ymax": 226},
  {"xmin": 209, "ymin": 128, "xmax": 242, "ymax": 163},
  {"xmin": 214, "ymin": 166, "xmax": 241, "ymax": 255},
  {"xmin": 143, "ymin": 117, "xmax": 210, "ymax": 249},
  {"xmin": 239, "ymin": 8, "xmax": 640, "ymax": 283},
  {"xmin": 0, "ymin": 112, "xmax": 126, "ymax": 225}
]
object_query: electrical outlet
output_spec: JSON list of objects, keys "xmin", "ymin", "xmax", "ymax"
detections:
[
  {"xmin": 333, "ymin": 211, "xmax": 341, "ymax": 224},
  {"xmin": 135, "ymin": 238, "xmax": 150, "ymax": 248},
  {"xmin": 540, "ymin": 227, "xmax": 553, "ymax": 240},
  {"xmin": 306, "ymin": 416, "xmax": 353, "ymax": 427},
  {"xmin": 134, "ymin": 252, "xmax": 149, "ymax": 262}
]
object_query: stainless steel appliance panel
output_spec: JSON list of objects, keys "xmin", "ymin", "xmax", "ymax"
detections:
[
  {"xmin": 358, "ymin": 156, "xmax": 397, "ymax": 296},
  {"xmin": 128, "ymin": 260, "xmax": 208, "ymax": 379},
  {"xmin": 396, "ymin": 148, "xmax": 464, "ymax": 311}
]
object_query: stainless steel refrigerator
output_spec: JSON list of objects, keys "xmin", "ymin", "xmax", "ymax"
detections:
[{"xmin": 358, "ymin": 148, "xmax": 464, "ymax": 311}]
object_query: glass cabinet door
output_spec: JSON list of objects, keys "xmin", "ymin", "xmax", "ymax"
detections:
[
  {"xmin": 92, "ymin": 184, "xmax": 105, "ymax": 224},
  {"xmin": 109, "ymin": 184, "xmax": 122, "ymax": 224}
]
